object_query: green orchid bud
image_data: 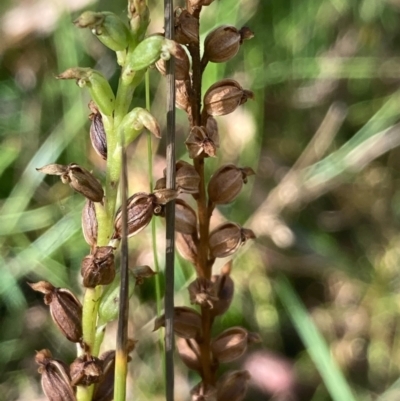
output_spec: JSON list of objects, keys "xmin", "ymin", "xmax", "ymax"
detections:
[
  {"xmin": 98, "ymin": 272, "xmax": 136, "ymax": 325},
  {"xmin": 126, "ymin": 35, "xmax": 172, "ymax": 72},
  {"xmin": 57, "ymin": 68, "xmax": 115, "ymax": 116},
  {"xmin": 118, "ymin": 107, "xmax": 161, "ymax": 144},
  {"xmin": 74, "ymin": 11, "xmax": 130, "ymax": 52}
]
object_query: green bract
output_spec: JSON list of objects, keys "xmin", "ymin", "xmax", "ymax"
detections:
[{"xmin": 98, "ymin": 272, "xmax": 136, "ymax": 325}]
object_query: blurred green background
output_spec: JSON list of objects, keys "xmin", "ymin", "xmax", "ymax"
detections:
[{"xmin": 2, "ymin": 0, "xmax": 400, "ymax": 400}]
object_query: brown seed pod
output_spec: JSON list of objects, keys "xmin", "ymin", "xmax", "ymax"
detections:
[
  {"xmin": 210, "ymin": 270, "xmax": 235, "ymax": 317},
  {"xmin": 153, "ymin": 306, "xmax": 202, "ymax": 339},
  {"xmin": 176, "ymin": 337, "xmax": 202, "ymax": 372},
  {"xmin": 82, "ymin": 200, "xmax": 98, "ymax": 248},
  {"xmin": 70, "ymin": 354, "xmax": 103, "ymax": 386},
  {"xmin": 176, "ymin": 79, "xmax": 191, "ymax": 111},
  {"xmin": 211, "ymin": 327, "xmax": 249, "ymax": 363},
  {"xmin": 81, "ymin": 246, "xmax": 115, "ymax": 288},
  {"xmin": 176, "ymin": 232, "xmax": 198, "ymax": 265},
  {"xmin": 89, "ymin": 102, "xmax": 107, "ymax": 160},
  {"xmin": 175, "ymin": 199, "xmax": 198, "ymax": 235},
  {"xmin": 37, "ymin": 163, "xmax": 104, "ymax": 202},
  {"xmin": 113, "ymin": 192, "xmax": 155, "ymax": 239},
  {"xmin": 35, "ymin": 349, "xmax": 75, "ymax": 401},
  {"xmin": 93, "ymin": 350, "xmax": 115, "ymax": 401},
  {"xmin": 174, "ymin": 8, "xmax": 199, "ymax": 44},
  {"xmin": 208, "ymin": 164, "xmax": 255, "ymax": 205},
  {"xmin": 216, "ymin": 370, "xmax": 251, "ymax": 401},
  {"xmin": 203, "ymin": 79, "xmax": 254, "ymax": 117},
  {"xmin": 190, "ymin": 381, "xmax": 217, "ymax": 401},
  {"xmin": 209, "ymin": 222, "xmax": 255, "ymax": 259},
  {"xmin": 29, "ymin": 281, "xmax": 83, "ymax": 343},
  {"xmin": 156, "ymin": 42, "xmax": 190, "ymax": 80}
]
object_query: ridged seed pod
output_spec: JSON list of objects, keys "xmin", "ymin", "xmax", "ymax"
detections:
[
  {"xmin": 176, "ymin": 337, "xmax": 202, "ymax": 372},
  {"xmin": 216, "ymin": 370, "xmax": 251, "ymax": 401},
  {"xmin": 209, "ymin": 222, "xmax": 255, "ymax": 259},
  {"xmin": 154, "ymin": 306, "xmax": 203, "ymax": 339},
  {"xmin": 203, "ymin": 79, "xmax": 254, "ymax": 116},
  {"xmin": 174, "ymin": 8, "xmax": 199, "ymax": 44},
  {"xmin": 175, "ymin": 199, "xmax": 198, "ymax": 235},
  {"xmin": 113, "ymin": 192, "xmax": 155, "ymax": 239},
  {"xmin": 70, "ymin": 354, "xmax": 103, "ymax": 386},
  {"xmin": 89, "ymin": 102, "xmax": 107, "ymax": 160},
  {"xmin": 81, "ymin": 246, "xmax": 115, "ymax": 288},
  {"xmin": 210, "ymin": 270, "xmax": 235, "ymax": 317},
  {"xmin": 208, "ymin": 164, "xmax": 255, "ymax": 205},
  {"xmin": 35, "ymin": 349, "xmax": 75, "ymax": 401},
  {"xmin": 211, "ymin": 327, "xmax": 249, "ymax": 363},
  {"xmin": 29, "ymin": 281, "xmax": 82, "ymax": 343},
  {"xmin": 82, "ymin": 200, "xmax": 98, "ymax": 248}
]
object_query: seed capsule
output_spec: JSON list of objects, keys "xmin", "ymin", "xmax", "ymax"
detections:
[
  {"xmin": 176, "ymin": 232, "xmax": 198, "ymax": 265},
  {"xmin": 89, "ymin": 102, "xmax": 107, "ymax": 160},
  {"xmin": 210, "ymin": 270, "xmax": 234, "ymax": 317},
  {"xmin": 37, "ymin": 163, "xmax": 104, "ymax": 202},
  {"xmin": 82, "ymin": 200, "xmax": 98, "ymax": 248},
  {"xmin": 92, "ymin": 350, "xmax": 116, "ymax": 401},
  {"xmin": 29, "ymin": 281, "xmax": 82, "ymax": 343},
  {"xmin": 156, "ymin": 42, "xmax": 190, "ymax": 80},
  {"xmin": 176, "ymin": 79, "xmax": 191, "ymax": 111},
  {"xmin": 216, "ymin": 370, "xmax": 251, "ymax": 401},
  {"xmin": 113, "ymin": 192, "xmax": 155, "ymax": 239},
  {"xmin": 209, "ymin": 222, "xmax": 255, "ymax": 259},
  {"xmin": 203, "ymin": 26, "xmax": 254, "ymax": 66},
  {"xmin": 176, "ymin": 337, "xmax": 202, "ymax": 372},
  {"xmin": 174, "ymin": 8, "xmax": 199, "ymax": 44},
  {"xmin": 153, "ymin": 306, "xmax": 202, "ymax": 339},
  {"xmin": 70, "ymin": 354, "xmax": 103, "ymax": 386},
  {"xmin": 35, "ymin": 349, "xmax": 75, "ymax": 401},
  {"xmin": 191, "ymin": 382, "xmax": 218, "ymax": 401},
  {"xmin": 208, "ymin": 164, "xmax": 255, "ymax": 205},
  {"xmin": 175, "ymin": 199, "xmax": 197, "ymax": 235},
  {"xmin": 203, "ymin": 79, "xmax": 254, "ymax": 117},
  {"xmin": 211, "ymin": 327, "xmax": 249, "ymax": 363},
  {"xmin": 81, "ymin": 246, "xmax": 115, "ymax": 288}
]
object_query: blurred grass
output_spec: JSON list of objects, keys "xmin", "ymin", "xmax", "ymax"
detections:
[{"xmin": 2, "ymin": 0, "xmax": 400, "ymax": 400}]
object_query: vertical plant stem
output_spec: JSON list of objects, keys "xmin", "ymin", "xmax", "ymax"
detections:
[
  {"xmin": 114, "ymin": 141, "xmax": 129, "ymax": 401},
  {"xmin": 187, "ymin": 10, "xmax": 214, "ymax": 388}
]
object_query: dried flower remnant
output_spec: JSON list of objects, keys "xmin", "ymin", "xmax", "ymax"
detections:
[
  {"xmin": 70, "ymin": 354, "xmax": 104, "ymax": 386},
  {"xmin": 188, "ymin": 277, "xmax": 218, "ymax": 308},
  {"xmin": 35, "ymin": 349, "xmax": 75, "ymax": 401},
  {"xmin": 29, "ymin": 281, "xmax": 83, "ymax": 343},
  {"xmin": 185, "ymin": 125, "xmax": 219, "ymax": 158}
]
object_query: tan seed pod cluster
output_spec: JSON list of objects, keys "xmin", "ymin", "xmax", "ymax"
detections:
[
  {"xmin": 211, "ymin": 327, "xmax": 249, "ymax": 363},
  {"xmin": 81, "ymin": 246, "xmax": 115, "ymax": 288},
  {"xmin": 176, "ymin": 232, "xmax": 198, "ymax": 264},
  {"xmin": 209, "ymin": 222, "xmax": 255, "ymax": 258},
  {"xmin": 208, "ymin": 164, "xmax": 255, "ymax": 205},
  {"xmin": 29, "ymin": 281, "xmax": 83, "ymax": 343},
  {"xmin": 203, "ymin": 79, "xmax": 254, "ymax": 117},
  {"xmin": 35, "ymin": 349, "xmax": 75, "ymax": 401},
  {"xmin": 175, "ymin": 199, "xmax": 198, "ymax": 235},
  {"xmin": 176, "ymin": 337, "xmax": 202, "ymax": 372}
]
